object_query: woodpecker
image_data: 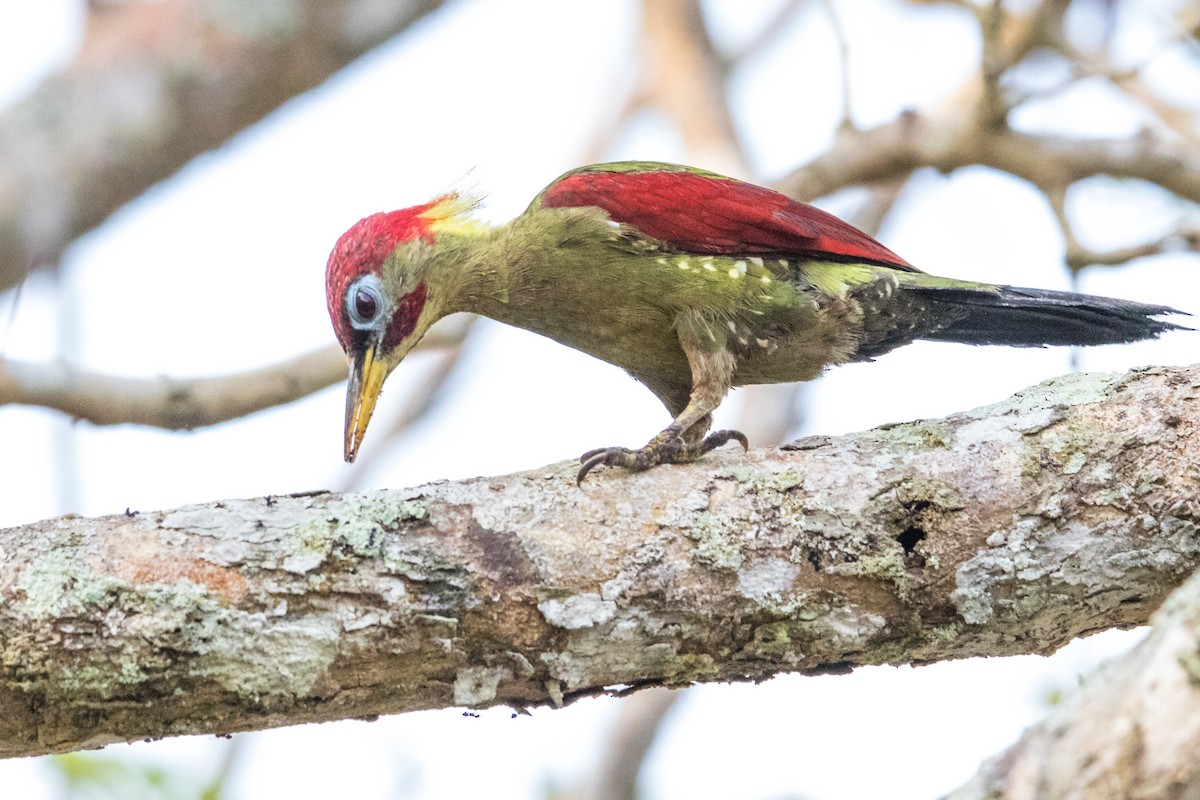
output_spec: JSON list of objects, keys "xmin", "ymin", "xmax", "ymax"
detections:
[{"xmin": 325, "ymin": 161, "xmax": 1186, "ymax": 482}]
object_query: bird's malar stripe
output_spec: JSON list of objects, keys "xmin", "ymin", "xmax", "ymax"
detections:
[{"xmin": 382, "ymin": 282, "xmax": 428, "ymax": 350}]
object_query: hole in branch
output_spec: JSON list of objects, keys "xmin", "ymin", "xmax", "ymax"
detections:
[{"xmin": 896, "ymin": 526, "xmax": 926, "ymax": 555}]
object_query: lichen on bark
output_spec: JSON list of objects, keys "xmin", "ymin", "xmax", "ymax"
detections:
[{"xmin": 0, "ymin": 364, "xmax": 1196, "ymax": 758}]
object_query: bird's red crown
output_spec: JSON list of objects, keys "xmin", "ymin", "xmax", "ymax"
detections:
[{"xmin": 325, "ymin": 195, "xmax": 462, "ymax": 351}]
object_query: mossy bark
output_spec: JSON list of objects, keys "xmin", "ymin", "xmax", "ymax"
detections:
[
  {"xmin": 1, "ymin": 364, "xmax": 1197, "ymax": 759},
  {"xmin": 948, "ymin": 568, "xmax": 1200, "ymax": 800}
]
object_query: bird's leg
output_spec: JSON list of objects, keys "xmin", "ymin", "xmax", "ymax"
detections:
[
  {"xmin": 578, "ymin": 314, "xmax": 748, "ymax": 483},
  {"xmin": 577, "ymin": 409, "xmax": 746, "ymax": 484}
]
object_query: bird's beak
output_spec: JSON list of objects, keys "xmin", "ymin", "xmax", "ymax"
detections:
[{"xmin": 344, "ymin": 342, "xmax": 388, "ymax": 463}]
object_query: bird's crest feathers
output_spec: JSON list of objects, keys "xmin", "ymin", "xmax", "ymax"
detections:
[
  {"xmin": 345, "ymin": 192, "xmax": 481, "ymax": 252},
  {"xmin": 326, "ymin": 193, "xmax": 481, "ymax": 315},
  {"xmin": 420, "ymin": 192, "xmax": 483, "ymax": 237}
]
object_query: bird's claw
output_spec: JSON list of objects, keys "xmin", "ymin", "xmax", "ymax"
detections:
[
  {"xmin": 577, "ymin": 434, "xmax": 680, "ymax": 485},
  {"xmin": 702, "ymin": 429, "xmax": 749, "ymax": 453},
  {"xmin": 576, "ymin": 428, "xmax": 748, "ymax": 485}
]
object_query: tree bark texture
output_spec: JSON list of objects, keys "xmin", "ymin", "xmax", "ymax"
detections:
[
  {"xmin": 0, "ymin": 0, "xmax": 445, "ymax": 291},
  {"xmin": 0, "ymin": 364, "xmax": 1197, "ymax": 759},
  {"xmin": 948, "ymin": 567, "xmax": 1200, "ymax": 800}
]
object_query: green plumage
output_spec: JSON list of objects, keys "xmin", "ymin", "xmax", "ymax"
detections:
[
  {"xmin": 329, "ymin": 160, "xmax": 1187, "ymax": 479},
  {"xmin": 424, "ymin": 206, "xmax": 1185, "ymax": 424}
]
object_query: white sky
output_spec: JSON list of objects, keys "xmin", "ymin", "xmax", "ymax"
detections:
[{"xmin": 0, "ymin": 0, "xmax": 1195, "ymax": 798}]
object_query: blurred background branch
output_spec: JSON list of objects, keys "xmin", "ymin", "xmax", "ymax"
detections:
[
  {"xmin": 0, "ymin": 315, "xmax": 470, "ymax": 428},
  {"xmin": 0, "ymin": 0, "xmax": 446, "ymax": 294},
  {"xmin": 0, "ymin": 1, "xmax": 1197, "ymax": 798}
]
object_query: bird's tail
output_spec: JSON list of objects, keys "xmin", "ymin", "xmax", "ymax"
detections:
[{"xmin": 898, "ymin": 283, "xmax": 1188, "ymax": 347}]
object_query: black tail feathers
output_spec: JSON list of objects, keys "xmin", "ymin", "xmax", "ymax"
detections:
[{"xmin": 909, "ymin": 285, "xmax": 1188, "ymax": 348}]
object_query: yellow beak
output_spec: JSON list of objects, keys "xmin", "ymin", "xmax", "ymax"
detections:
[{"xmin": 344, "ymin": 343, "xmax": 388, "ymax": 463}]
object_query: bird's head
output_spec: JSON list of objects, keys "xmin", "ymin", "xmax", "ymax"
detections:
[{"xmin": 325, "ymin": 194, "xmax": 472, "ymax": 463}]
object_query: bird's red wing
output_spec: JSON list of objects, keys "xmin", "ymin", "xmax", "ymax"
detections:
[{"xmin": 538, "ymin": 166, "xmax": 916, "ymax": 270}]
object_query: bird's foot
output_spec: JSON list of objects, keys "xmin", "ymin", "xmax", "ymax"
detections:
[{"xmin": 577, "ymin": 428, "xmax": 748, "ymax": 485}]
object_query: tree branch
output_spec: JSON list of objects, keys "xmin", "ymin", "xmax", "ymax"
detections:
[
  {"xmin": 0, "ymin": 0, "xmax": 446, "ymax": 293},
  {"xmin": 1046, "ymin": 184, "xmax": 1200, "ymax": 274},
  {"xmin": 639, "ymin": 0, "xmax": 749, "ymax": 175},
  {"xmin": 948, "ymin": 566, "xmax": 1200, "ymax": 799},
  {"xmin": 0, "ymin": 316, "xmax": 471, "ymax": 428},
  {"xmin": 0, "ymin": 345, "xmax": 344, "ymax": 429},
  {"xmin": 580, "ymin": 687, "xmax": 680, "ymax": 800},
  {"xmin": 778, "ymin": 111, "xmax": 1200, "ymax": 206},
  {"xmin": 0, "ymin": 364, "xmax": 1196, "ymax": 759}
]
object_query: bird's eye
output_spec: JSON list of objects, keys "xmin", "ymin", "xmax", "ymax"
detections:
[
  {"xmin": 346, "ymin": 275, "xmax": 387, "ymax": 330},
  {"xmin": 354, "ymin": 287, "xmax": 377, "ymax": 320}
]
